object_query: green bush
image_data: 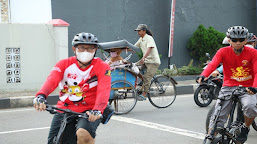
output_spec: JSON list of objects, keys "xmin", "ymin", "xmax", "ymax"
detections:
[
  {"xmin": 157, "ymin": 59, "xmax": 202, "ymax": 76},
  {"xmin": 187, "ymin": 24, "xmax": 226, "ymax": 64}
]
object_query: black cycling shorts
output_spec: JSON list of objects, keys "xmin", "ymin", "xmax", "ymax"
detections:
[{"xmin": 48, "ymin": 112, "xmax": 101, "ymax": 144}]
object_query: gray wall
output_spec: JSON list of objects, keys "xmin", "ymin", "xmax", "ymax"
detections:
[{"xmin": 52, "ymin": 0, "xmax": 256, "ymax": 68}]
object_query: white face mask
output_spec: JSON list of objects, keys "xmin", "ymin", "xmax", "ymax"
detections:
[{"xmin": 76, "ymin": 49, "xmax": 95, "ymax": 63}]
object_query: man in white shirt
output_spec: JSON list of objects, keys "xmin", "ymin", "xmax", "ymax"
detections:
[{"xmin": 134, "ymin": 24, "xmax": 161, "ymax": 100}]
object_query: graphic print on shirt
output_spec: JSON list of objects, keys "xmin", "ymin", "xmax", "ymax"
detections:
[
  {"xmin": 231, "ymin": 66, "xmax": 252, "ymax": 82},
  {"xmin": 242, "ymin": 60, "xmax": 249, "ymax": 66},
  {"xmin": 59, "ymin": 64, "xmax": 97, "ymax": 104}
]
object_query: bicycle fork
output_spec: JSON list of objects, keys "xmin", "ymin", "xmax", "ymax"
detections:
[{"xmin": 206, "ymin": 103, "xmax": 222, "ymax": 141}]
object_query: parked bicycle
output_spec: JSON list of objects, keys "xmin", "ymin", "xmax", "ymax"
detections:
[
  {"xmin": 99, "ymin": 40, "xmax": 177, "ymax": 115},
  {"xmin": 204, "ymin": 86, "xmax": 254, "ymax": 144},
  {"xmin": 45, "ymin": 104, "xmax": 114, "ymax": 144}
]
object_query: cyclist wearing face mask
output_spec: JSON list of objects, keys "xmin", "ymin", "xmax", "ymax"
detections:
[
  {"xmin": 33, "ymin": 32, "xmax": 111, "ymax": 144},
  {"xmin": 198, "ymin": 26, "xmax": 257, "ymax": 143}
]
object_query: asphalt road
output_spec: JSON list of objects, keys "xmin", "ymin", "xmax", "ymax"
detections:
[{"xmin": 0, "ymin": 94, "xmax": 256, "ymax": 144}]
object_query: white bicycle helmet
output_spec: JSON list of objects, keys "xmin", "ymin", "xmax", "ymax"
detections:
[
  {"xmin": 246, "ymin": 33, "xmax": 256, "ymax": 42},
  {"xmin": 222, "ymin": 37, "xmax": 229, "ymax": 44},
  {"xmin": 226, "ymin": 26, "xmax": 248, "ymax": 39}
]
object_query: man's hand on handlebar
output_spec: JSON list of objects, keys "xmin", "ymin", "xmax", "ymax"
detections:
[
  {"xmin": 246, "ymin": 87, "xmax": 257, "ymax": 95},
  {"xmin": 33, "ymin": 94, "xmax": 47, "ymax": 112},
  {"xmin": 196, "ymin": 76, "xmax": 208, "ymax": 84},
  {"xmin": 211, "ymin": 70, "xmax": 220, "ymax": 77},
  {"xmin": 86, "ymin": 110, "xmax": 102, "ymax": 122}
]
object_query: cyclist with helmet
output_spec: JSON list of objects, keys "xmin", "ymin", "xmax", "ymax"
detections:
[
  {"xmin": 245, "ymin": 33, "xmax": 257, "ymax": 48},
  {"xmin": 33, "ymin": 32, "xmax": 111, "ymax": 144},
  {"xmin": 198, "ymin": 26, "xmax": 257, "ymax": 143},
  {"xmin": 212, "ymin": 33, "xmax": 257, "ymax": 77}
]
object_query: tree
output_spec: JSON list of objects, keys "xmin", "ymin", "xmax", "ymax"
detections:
[{"xmin": 187, "ymin": 24, "xmax": 226, "ymax": 64}]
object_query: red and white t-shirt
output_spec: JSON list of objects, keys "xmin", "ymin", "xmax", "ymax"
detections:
[
  {"xmin": 36, "ymin": 57, "xmax": 111, "ymax": 113},
  {"xmin": 201, "ymin": 46, "xmax": 257, "ymax": 87}
]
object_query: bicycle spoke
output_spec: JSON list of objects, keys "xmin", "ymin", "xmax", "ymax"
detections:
[
  {"xmin": 110, "ymin": 80, "xmax": 137, "ymax": 115},
  {"xmin": 148, "ymin": 76, "xmax": 176, "ymax": 108}
]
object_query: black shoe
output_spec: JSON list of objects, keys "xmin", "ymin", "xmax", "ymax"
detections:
[
  {"xmin": 228, "ymin": 121, "xmax": 243, "ymax": 138},
  {"xmin": 235, "ymin": 125, "xmax": 249, "ymax": 143}
]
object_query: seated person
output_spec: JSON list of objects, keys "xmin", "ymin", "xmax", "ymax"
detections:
[
  {"xmin": 105, "ymin": 48, "xmax": 125, "ymax": 68},
  {"xmin": 245, "ymin": 33, "xmax": 257, "ymax": 48},
  {"xmin": 211, "ymin": 65, "xmax": 223, "ymax": 77}
]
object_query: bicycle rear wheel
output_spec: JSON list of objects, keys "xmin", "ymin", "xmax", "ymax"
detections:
[
  {"xmin": 109, "ymin": 80, "xmax": 137, "ymax": 115},
  {"xmin": 148, "ymin": 75, "xmax": 176, "ymax": 108}
]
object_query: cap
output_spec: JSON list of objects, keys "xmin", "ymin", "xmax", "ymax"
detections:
[{"xmin": 134, "ymin": 24, "xmax": 148, "ymax": 31}]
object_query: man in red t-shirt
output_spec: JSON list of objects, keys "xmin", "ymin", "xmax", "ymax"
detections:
[
  {"xmin": 33, "ymin": 32, "xmax": 111, "ymax": 144},
  {"xmin": 198, "ymin": 26, "xmax": 257, "ymax": 143}
]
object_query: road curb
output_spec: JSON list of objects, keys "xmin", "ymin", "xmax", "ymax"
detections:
[{"xmin": 0, "ymin": 84, "xmax": 199, "ymax": 109}]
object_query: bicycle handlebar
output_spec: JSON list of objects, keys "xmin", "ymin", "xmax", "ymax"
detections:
[{"xmin": 46, "ymin": 104, "xmax": 89, "ymax": 119}]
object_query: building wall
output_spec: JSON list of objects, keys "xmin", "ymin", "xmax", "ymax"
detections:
[
  {"xmin": 51, "ymin": 0, "xmax": 255, "ymax": 68},
  {"xmin": 0, "ymin": 24, "xmax": 68, "ymax": 92}
]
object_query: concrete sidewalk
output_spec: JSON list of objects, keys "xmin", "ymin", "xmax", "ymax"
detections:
[{"xmin": 0, "ymin": 75, "xmax": 198, "ymax": 109}]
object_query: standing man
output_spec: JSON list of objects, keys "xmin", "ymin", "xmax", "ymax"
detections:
[
  {"xmin": 134, "ymin": 24, "xmax": 161, "ymax": 100},
  {"xmin": 34, "ymin": 32, "xmax": 111, "ymax": 144}
]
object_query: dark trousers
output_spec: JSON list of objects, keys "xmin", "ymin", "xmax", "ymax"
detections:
[{"xmin": 48, "ymin": 113, "xmax": 77, "ymax": 144}]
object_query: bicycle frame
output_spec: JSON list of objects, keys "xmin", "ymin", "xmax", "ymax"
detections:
[
  {"xmin": 205, "ymin": 87, "xmax": 246, "ymax": 143},
  {"xmin": 46, "ymin": 104, "xmax": 89, "ymax": 144}
]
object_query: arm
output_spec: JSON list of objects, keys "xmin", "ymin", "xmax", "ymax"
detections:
[
  {"xmin": 211, "ymin": 65, "xmax": 223, "ymax": 77},
  {"xmin": 34, "ymin": 60, "xmax": 65, "ymax": 111},
  {"xmin": 216, "ymin": 65, "xmax": 223, "ymax": 73},
  {"xmin": 201, "ymin": 49, "xmax": 223, "ymax": 78},
  {"xmin": 141, "ymin": 36, "xmax": 155, "ymax": 63},
  {"xmin": 93, "ymin": 63, "xmax": 111, "ymax": 113},
  {"xmin": 251, "ymin": 50, "xmax": 257, "ymax": 88},
  {"xmin": 142, "ymin": 47, "xmax": 153, "ymax": 60},
  {"xmin": 35, "ymin": 60, "xmax": 65, "ymax": 98}
]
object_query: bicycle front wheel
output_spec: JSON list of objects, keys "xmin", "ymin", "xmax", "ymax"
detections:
[
  {"xmin": 109, "ymin": 80, "xmax": 137, "ymax": 115},
  {"xmin": 148, "ymin": 75, "xmax": 176, "ymax": 108},
  {"xmin": 252, "ymin": 118, "xmax": 257, "ymax": 131},
  {"xmin": 194, "ymin": 85, "xmax": 212, "ymax": 107}
]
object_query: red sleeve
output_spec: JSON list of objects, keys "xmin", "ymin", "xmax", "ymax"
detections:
[
  {"xmin": 35, "ymin": 60, "xmax": 66, "ymax": 98},
  {"xmin": 201, "ymin": 48, "xmax": 223, "ymax": 77},
  {"xmin": 251, "ymin": 49, "xmax": 257, "ymax": 88},
  {"xmin": 93, "ymin": 62, "xmax": 111, "ymax": 113}
]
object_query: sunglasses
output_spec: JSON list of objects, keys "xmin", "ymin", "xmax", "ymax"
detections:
[{"xmin": 231, "ymin": 38, "xmax": 246, "ymax": 42}]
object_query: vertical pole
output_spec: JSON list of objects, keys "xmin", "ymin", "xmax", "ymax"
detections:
[{"xmin": 168, "ymin": 0, "xmax": 176, "ymax": 68}]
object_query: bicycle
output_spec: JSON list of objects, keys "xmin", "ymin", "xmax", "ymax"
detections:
[
  {"xmin": 45, "ymin": 104, "xmax": 114, "ymax": 144},
  {"xmin": 204, "ymin": 86, "xmax": 250, "ymax": 144},
  {"xmin": 98, "ymin": 40, "xmax": 177, "ymax": 115},
  {"xmin": 109, "ymin": 63, "xmax": 177, "ymax": 115}
]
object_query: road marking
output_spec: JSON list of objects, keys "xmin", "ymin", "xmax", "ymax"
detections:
[
  {"xmin": 0, "ymin": 116, "xmax": 248, "ymax": 144},
  {"xmin": 112, "ymin": 116, "xmax": 205, "ymax": 140},
  {"xmin": 0, "ymin": 127, "xmax": 50, "ymax": 135},
  {"xmin": 0, "ymin": 108, "xmax": 34, "ymax": 113}
]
